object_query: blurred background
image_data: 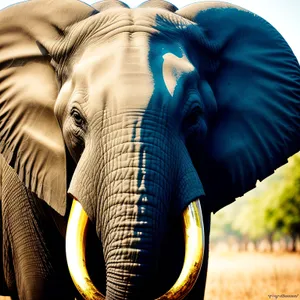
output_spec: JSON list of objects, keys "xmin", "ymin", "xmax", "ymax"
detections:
[
  {"xmin": 206, "ymin": 153, "xmax": 300, "ymax": 299},
  {"xmin": 0, "ymin": 1, "xmax": 299, "ymax": 300}
]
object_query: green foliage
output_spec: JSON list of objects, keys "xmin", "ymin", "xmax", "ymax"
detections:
[
  {"xmin": 211, "ymin": 153, "xmax": 300, "ymax": 249},
  {"xmin": 263, "ymin": 154, "xmax": 300, "ymax": 238}
]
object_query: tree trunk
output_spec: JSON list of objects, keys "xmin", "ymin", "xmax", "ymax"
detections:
[
  {"xmin": 267, "ymin": 233, "xmax": 274, "ymax": 252},
  {"xmin": 291, "ymin": 234, "xmax": 297, "ymax": 252},
  {"xmin": 253, "ymin": 240, "xmax": 258, "ymax": 251}
]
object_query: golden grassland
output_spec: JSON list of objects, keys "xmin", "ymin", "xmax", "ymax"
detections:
[
  {"xmin": 205, "ymin": 251, "xmax": 300, "ymax": 300},
  {"xmin": 1, "ymin": 252, "xmax": 299, "ymax": 300}
]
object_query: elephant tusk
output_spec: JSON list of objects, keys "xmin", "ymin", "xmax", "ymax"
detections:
[
  {"xmin": 66, "ymin": 199, "xmax": 105, "ymax": 300},
  {"xmin": 66, "ymin": 199, "xmax": 204, "ymax": 300},
  {"xmin": 156, "ymin": 199, "xmax": 205, "ymax": 300}
]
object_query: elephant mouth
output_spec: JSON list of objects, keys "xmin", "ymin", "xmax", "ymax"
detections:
[{"xmin": 65, "ymin": 199, "xmax": 205, "ymax": 300}]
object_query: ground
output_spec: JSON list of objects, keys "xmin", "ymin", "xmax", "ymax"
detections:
[
  {"xmin": 1, "ymin": 251, "xmax": 299, "ymax": 299},
  {"xmin": 205, "ymin": 251, "xmax": 300, "ymax": 300}
]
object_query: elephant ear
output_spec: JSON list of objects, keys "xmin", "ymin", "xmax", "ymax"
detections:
[
  {"xmin": 176, "ymin": 3, "xmax": 300, "ymax": 212},
  {"xmin": 0, "ymin": 0, "xmax": 94, "ymax": 215}
]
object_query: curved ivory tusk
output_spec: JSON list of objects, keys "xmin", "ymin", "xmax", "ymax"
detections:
[
  {"xmin": 66, "ymin": 200, "xmax": 105, "ymax": 300},
  {"xmin": 156, "ymin": 199, "xmax": 205, "ymax": 300},
  {"xmin": 66, "ymin": 199, "xmax": 204, "ymax": 300}
]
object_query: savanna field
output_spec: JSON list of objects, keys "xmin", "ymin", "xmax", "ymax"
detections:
[
  {"xmin": 204, "ymin": 251, "xmax": 300, "ymax": 300},
  {"xmin": 203, "ymin": 153, "xmax": 300, "ymax": 299},
  {"xmin": 1, "ymin": 251, "xmax": 299, "ymax": 300}
]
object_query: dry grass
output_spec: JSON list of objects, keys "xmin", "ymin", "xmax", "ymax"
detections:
[
  {"xmin": 1, "ymin": 252, "xmax": 299, "ymax": 300},
  {"xmin": 205, "ymin": 251, "xmax": 300, "ymax": 300}
]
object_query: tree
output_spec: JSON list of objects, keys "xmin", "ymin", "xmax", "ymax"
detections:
[
  {"xmin": 211, "ymin": 153, "xmax": 300, "ymax": 252},
  {"xmin": 264, "ymin": 154, "xmax": 300, "ymax": 251}
]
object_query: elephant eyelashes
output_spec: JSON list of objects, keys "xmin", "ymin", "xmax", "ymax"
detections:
[
  {"xmin": 187, "ymin": 107, "xmax": 203, "ymax": 125},
  {"xmin": 67, "ymin": 108, "xmax": 87, "ymax": 157},
  {"xmin": 71, "ymin": 108, "xmax": 86, "ymax": 128},
  {"xmin": 183, "ymin": 105, "xmax": 206, "ymax": 148},
  {"xmin": 183, "ymin": 106, "xmax": 203, "ymax": 130}
]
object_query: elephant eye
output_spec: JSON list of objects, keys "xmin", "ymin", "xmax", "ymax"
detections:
[
  {"xmin": 71, "ymin": 109, "xmax": 85, "ymax": 127},
  {"xmin": 182, "ymin": 105, "xmax": 205, "ymax": 145},
  {"xmin": 186, "ymin": 106, "xmax": 202, "ymax": 126}
]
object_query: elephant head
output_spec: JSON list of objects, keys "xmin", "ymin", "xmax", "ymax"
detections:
[{"xmin": 0, "ymin": 0, "xmax": 299, "ymax": 299}]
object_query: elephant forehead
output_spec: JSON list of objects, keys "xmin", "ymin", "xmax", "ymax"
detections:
[
  {"xmin": 73, "ymin": 39, "xmax": 154, "ymax": 112},
  {"xmin": 63, "ymin": 7, "xmax": 192, "ymax": 44},
  {"xmin": 72, "ymin": 34, "xmax": 193, "ymax": 115}
]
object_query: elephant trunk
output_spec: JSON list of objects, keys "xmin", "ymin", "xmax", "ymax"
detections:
[
  {"xmin": 66, "ymin": 199, "xmax": 205, "ymax": 300},
  {"xmin": 102, "ymin": 144, "xmax": 172, "ymax": 300},
  {"xmin": 67, "ymin": 113, "xmax": 205, "ymax": 299},
  {"xmin": 68, "ymin": 114, "xmax": 175, "ymax": 299},
  {"xmin": 104, "ymin": 193, "xmax": 166, "ymax": 300}
]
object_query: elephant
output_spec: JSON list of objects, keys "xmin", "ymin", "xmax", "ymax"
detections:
[{"xmin": 0, "ymin": 0, "xmax": 299, "ymax": 299}]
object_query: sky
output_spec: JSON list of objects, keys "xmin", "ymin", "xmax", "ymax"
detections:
[{"xmin": 0, "ymin": 0, "xmax": 299, "ymax": 62}]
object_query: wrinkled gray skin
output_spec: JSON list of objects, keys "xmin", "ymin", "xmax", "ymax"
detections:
[
  {"xmin": 0, "ymin": 30, "xmax": 210, "ymax": 299},
  {"xmin": 0, "ymin": 156, "xmax": 76, "ymax": 299},
  {"xmin": 0, "ymin": 0, "xmax": 299, "ymax": 300},
  {"xmin": 57, "ymin": 21, "xmax": 209, "ymax": 299},
  {"xmin": 0, "ymin": 2, "xmax": 209, "ymax": 300}
]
